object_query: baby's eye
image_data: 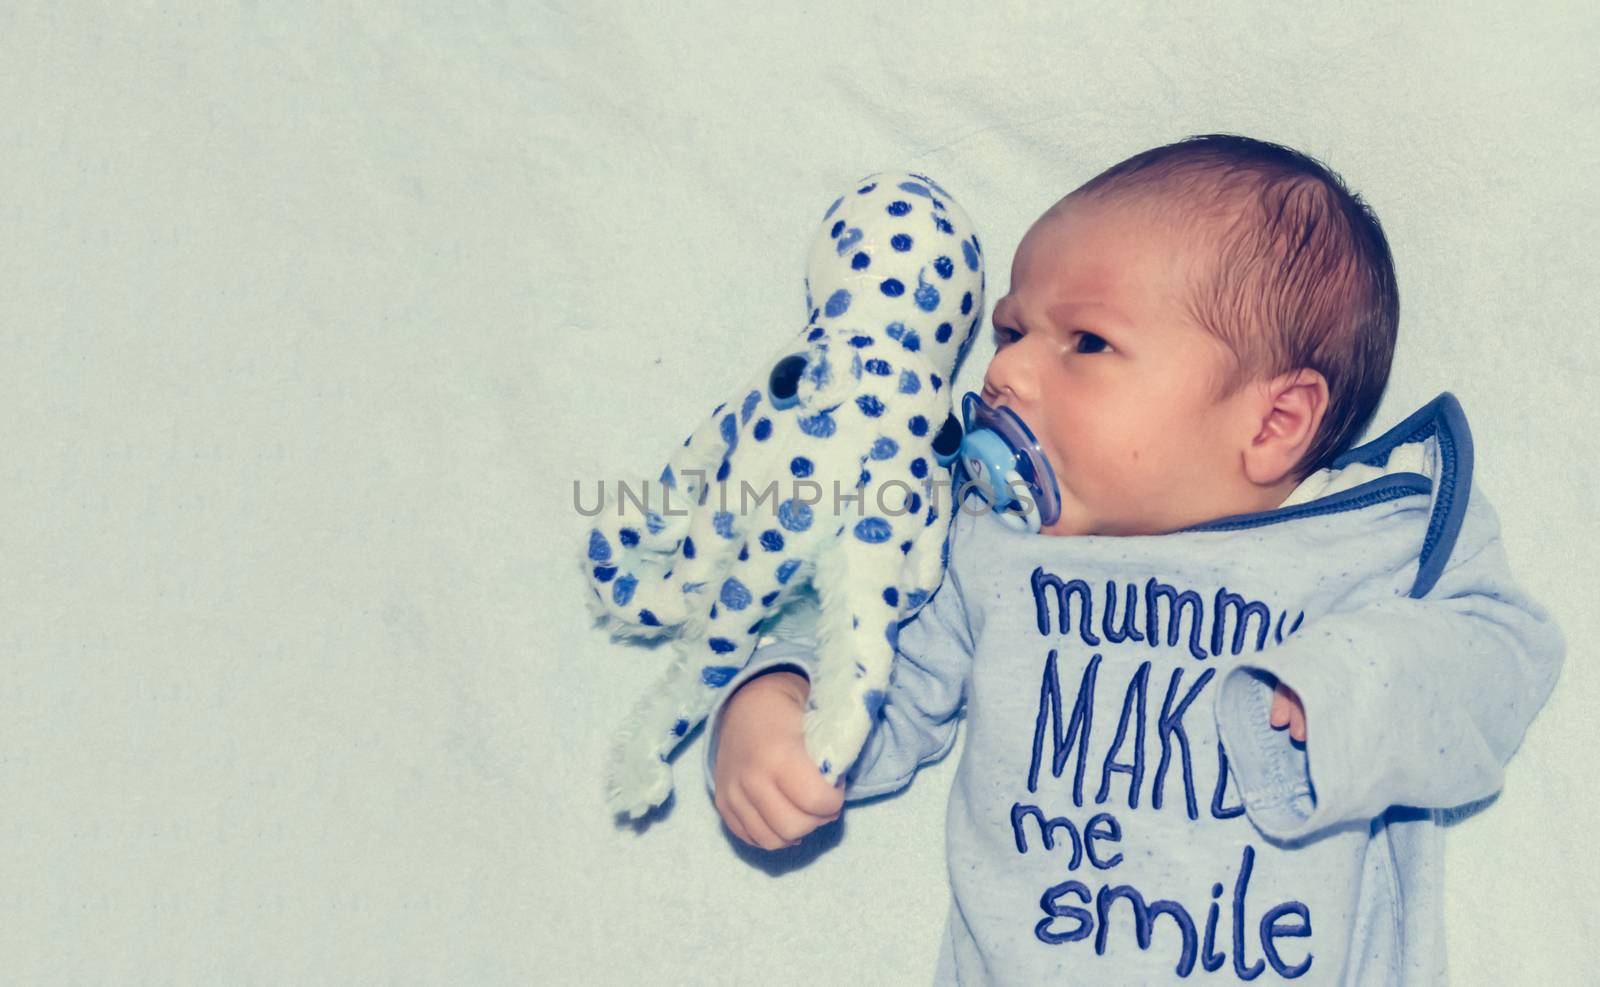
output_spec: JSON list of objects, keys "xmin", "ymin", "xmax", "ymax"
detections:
[
  {"xmin": 994, "ymin": 325, "xmax": 1023, "ymax": 347},
  {"xmin": 1074, "ymin": 332, "xmax": 1110, "ymax": 354}
]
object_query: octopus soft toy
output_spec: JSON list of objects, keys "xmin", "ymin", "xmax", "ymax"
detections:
[{"xmin": 585, "ymin": 171, "xmax": 987, "ymax": 819}]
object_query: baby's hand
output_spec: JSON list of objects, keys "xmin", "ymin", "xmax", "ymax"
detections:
[
  {"xmin": 1269, "ymin": 680, "xmax": 1307, "ymax": 742},
  {"xmin": 713, "ymin": 671, "xmax": 845, "ymax": 851}
]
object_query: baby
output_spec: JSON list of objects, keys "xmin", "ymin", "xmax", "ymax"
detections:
[{"xmin": 702, "ymin": 135, "xmax": 1564, "ymax": 983}]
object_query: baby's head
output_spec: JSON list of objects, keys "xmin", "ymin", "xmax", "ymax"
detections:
[{"xmin": 986, "ymin": 134, "xmax": 1398, "ymax": 536}]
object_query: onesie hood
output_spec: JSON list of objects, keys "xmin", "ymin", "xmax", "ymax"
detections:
[{"xmin": 1181, "ymin": 392, "xmax": 1473, "ymax": 599}]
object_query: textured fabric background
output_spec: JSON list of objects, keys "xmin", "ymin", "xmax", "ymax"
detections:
[{"xmin": 2, "ymin": 2, "xmax": 1595, "ymax": 983}]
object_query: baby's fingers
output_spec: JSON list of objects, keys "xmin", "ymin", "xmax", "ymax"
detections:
[
  {"xmin": 1268, "ymin": 682, "xmax": 1307, "ymax": 742},
  {"xmin": 752, "ymin": 776, "xmax": 839, "ymax": 848},
  {"xmin": 1288, "ymin": 698, "xmax": 1307, "ymax": 743},
  {"xmin": 775, "ymin": 753, "xmax": 845, "ymax": 818},
  {"xmin": 1269, "ymin": 685, "xmax": 1292, "ymax": 728},
  {"xmin": 722, "ymin": 783, "xmax": 790, "ymax": 851}
]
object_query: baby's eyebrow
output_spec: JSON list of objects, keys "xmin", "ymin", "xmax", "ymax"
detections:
[
  {"xmin": 1046, "ymin": 300, "xmax": 1132, "ymax": 333},
  {"xmin": 993, "ymin": 297, "xmax": 1035, "ymax": 327}
]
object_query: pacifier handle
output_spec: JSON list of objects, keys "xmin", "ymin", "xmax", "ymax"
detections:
[{"xmin": 997, "ymin": 468, "xmax": 1041, "ymax": 534}]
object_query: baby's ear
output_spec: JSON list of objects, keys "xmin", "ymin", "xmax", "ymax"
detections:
[{"xmin": 1244, "ymin": 369, "xmax": 1328, "ymax": 485}]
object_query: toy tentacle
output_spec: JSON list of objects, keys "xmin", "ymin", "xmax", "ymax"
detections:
[
  {"xmin": 604, "ymin": 525, "xmax": 794, "ymax": 819},
  {"xmin": 800, "ymin": 529, "xmax": 911, "ymax": 786},
  {"xmin": 900, "ymin": 479, "xmax": 957, "ymax": 611}
]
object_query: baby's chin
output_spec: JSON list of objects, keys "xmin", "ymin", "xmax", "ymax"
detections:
[
  {"xmin": 1037, "ymin": 497, "xmax": 1102, "ymax": 537},
  {"xmin": 1037, "ymin": 496, "xmax": 1161, "ymax": 538}
]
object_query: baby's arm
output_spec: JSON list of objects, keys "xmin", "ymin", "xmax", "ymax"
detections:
[
  {"xmin": 1214, "ymin": 487, "xmax": 1565, "ymax": 842},
  {"xmin": 705, "ymin": 573, "xmax": 974, "ymax": 850}
]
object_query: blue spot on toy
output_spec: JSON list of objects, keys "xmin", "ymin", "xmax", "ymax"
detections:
[
  {"xmin": 612, "ymin": 573, "xmax": 638, "ymax": 606},
  {"xmin": 798, "ymin": 412, "xmax": 836, "ymax": 437},
  {"xmin": 778, "ymin": 498, "xmax": 814, "ymax": 532},
  {"xmin": 864, "ymin": 689, "xmax": 887, "ymax": 719},
  {"xmin": 720, "ymin": 578, "xmax": 752, "ymax": 611},
  {"xmin": 854, "ymin": 517, "xmax": 893, "ymax": 543}
]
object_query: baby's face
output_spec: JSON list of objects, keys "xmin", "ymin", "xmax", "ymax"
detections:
[{"xmin": 985, "ymin": 196, "xmax": 1272, "ymax": 536}]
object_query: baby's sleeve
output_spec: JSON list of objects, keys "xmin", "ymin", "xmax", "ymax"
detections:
[
  {"xmin": 702, "ymin": 569, "xmax": 975, "ymax": 804},
  {"xmin": 1212, "ymin": 485, "xmax": 1566, "ymax": 843}
]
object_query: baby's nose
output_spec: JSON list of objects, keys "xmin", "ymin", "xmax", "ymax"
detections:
[{"xmin": 982, "ymin": 375, "xmax": 1025, "ymax": 408}]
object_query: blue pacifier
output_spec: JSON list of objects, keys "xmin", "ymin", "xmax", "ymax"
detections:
[{"xmin": 936, "ymin": 392, "xmax": 1062, "ymax": 533}]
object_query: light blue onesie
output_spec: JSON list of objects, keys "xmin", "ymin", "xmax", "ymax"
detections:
[{"xmin": 703, "ymin": 393, "xmax": 1565, "ymax": 985}]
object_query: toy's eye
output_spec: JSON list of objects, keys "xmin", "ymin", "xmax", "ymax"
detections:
[
  {"xmin": 768, "ymin": 353, "xmax": 808, "ymax": 409},
  {"xmin": 932, "ymin": 412, "xmax": 963, "ymax": 466}
]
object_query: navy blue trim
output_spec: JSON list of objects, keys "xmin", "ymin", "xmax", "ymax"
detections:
[
  {"xmin": 1183, "ymin": 474, "xmax": 1432, "ymax": 534},
  {"xmin": 1179, "ymin": 393, "xmax": 1474, "ymax": 599}
]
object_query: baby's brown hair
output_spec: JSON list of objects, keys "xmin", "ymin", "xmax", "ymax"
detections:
[{"xmin": 1062, "ymin": 134, "xmax": 1399, "ymax": 479}]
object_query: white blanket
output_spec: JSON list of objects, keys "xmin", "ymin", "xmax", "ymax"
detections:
[{"xmin": 1, "ymin": 3, "xmax": 1593, "ymax": 984}]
